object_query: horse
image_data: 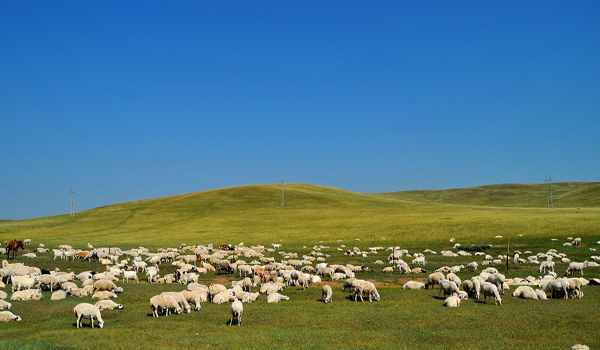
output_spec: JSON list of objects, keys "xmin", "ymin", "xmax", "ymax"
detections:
[{"xmin": 5, "ymin": 239, "xmax": 25, "ymax": 259}]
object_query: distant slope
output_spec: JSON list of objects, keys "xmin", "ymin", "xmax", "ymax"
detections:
[
  {"xmin": 1, "ymin": 183, "xmax": 599, "ymax": 249},
  {"xmin": 374, "ymin": 182, "xmax": 600, "ymax": 208}
]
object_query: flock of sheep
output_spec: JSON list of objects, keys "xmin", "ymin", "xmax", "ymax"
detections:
[{"xmin": 0, "ymin": 236, "xmax": 598, "ymax": 349}]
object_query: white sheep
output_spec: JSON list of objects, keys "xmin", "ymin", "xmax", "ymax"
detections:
[
  {"xmin": 241, "ymin": 292, "xmax": 260, "ymax": 303},
  {"xmin": 95, "ymin": 300, "xmax": 124, "ymax": 310},
  {"xmin": 51, "ymin": 290, "xmax": 68, "ymax": 301},
  {"xmin": 161, "ymin": 292, "xmax": 192, "ymax": 313},
  {"xmin": 443, "ymin": 294, "xmax": 461, "ymax": 307},
  {"xmin": 535, "ymin": 289, "xmax": 548, "ymax": 300},
  {"xmin": 511, "ymin": 286, "xmax": 534, "ymax": 298},
  {"xmin": 322, "ymin": 285, "xmax": 333, "ymax": 303},
  {"xmin": 403, "ymin": 281, "xmax": 425, "ymax": 290},
  {"xmin": 121, "ymin": 270, "xmax": 138, "ymax": 283},
  {"xmin": 150, "ymin": 295, "xmax": 182, "ymax": 317},
  {"xmin": 0, "ymin": 311, "xmax": 21, "ymax": 322},
  {"xmin": 438, "ymin": 280, "xmax": 460, "ymax": 299},
  {"xmin": 354, "ymin": 281, "xmax": 380, "ymax": 302},
  {"xmin": 519, "ymin": 290, "xmax": 539, "ymax": 300},
  {"xmin": 424, "ymin": 272, "xmax": 445, "ymax": 290},
  {"xmin": 10, "ymin": 289, "xmax": 43, "ymax": 301},
  {"xmin": 467, "ymin": 262, "xmax": 478, "ymax": 272},
  {"xmin": 230, "ymin": 299, "xmax": 243, "ymax": 326},
  {"xmin": 539, "ymin": 261, "xmax": 555, "ymax": 273},
  {"xmin": 0, "ymin": 299, "xmax": 12, "ymax": 310},
  {"xmin": 566, "ymin": 262, "xmax": 585, "ymax": 276},
  {"xmin": 74, "ymin": 303, "xmax": 104, "ymax": 328},
  {"xmin": 481, "ymin": 282, "xmax": 502, "ymax": 305},
  {"xmin": 91, "ymin": 291, "xmax": 117, "ymax": 300},
  {"xmin": 266, "ymin": 292, "xmax": 290, "ymax": 303},
  {"xmin": 486, "ymin": 273, "xmax": 506, "ymax": 295}
]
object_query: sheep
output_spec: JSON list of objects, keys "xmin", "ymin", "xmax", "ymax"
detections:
[
  {"xmin": 539, "ymin": 261, "xmax": 555, "ymax": 273},
  {"xmin": 571, "ymin": 345, "xmax": 589, "ymax": 350},
  {"xmin": 91, "ymin": 291, "xmax": 117, "ymax": 300},
  {"xmin": 354, "ymin": 281, "xmax": 380, "ymax": 302},
  {"xmin": 74, "ymin": 303, "xmax": 104, "ymax": 328},
  {"xmin": 51, "ymin": 290, "xmax": 68, "ymax": 301},
  {"xmin": 212, "ymin": 292, "xmax": 236, "ymax": 304},
  {"xmin": 511, "ymin": 286, "xmax": 535, "ymax": 298},
  {"xmin": 535, "ymin": 289, "xmax": 548, "ymax": 300},
  {"xmin": 519, "ymin": 290, "xmax": 539, "ymax": 300},
  {"xmin": 181, "ymin": 290, "xmax": 201, "ymax": 311},
  {"xmin": 0, "ymin": 299, "xmax": 12, "ymax": 310},
  {"xmin": 462, "ymin": 280, "xmax": 477, "ymax": 298},
  {"xmin": 297, "ymin": 275, "xmax": 309, "ymax": 290},
  {"xmin": 443, "ymin": 294, "xmax": 462, "ymax": 307},
  {"xmin": 241, "ymin": 292, "xmax": 260, "ymax": 303},
  {"xmin": 566, "ymin": 262, "xmax": 585, "ymax": 276},
  {"xmin": 0, "ymin": 290, "xmax": 6, "ymax": 299},
  {"xmin": 10, "ymin": 289, "xmax": 43, "ymax": 301},
  {"xmin": 230, "ymin": 299, "xmax": 243, "ymax": 326},
  {"xmin": 267, "ymin": 292, "xmax": 290, "ymax": 303},
  {"xmin": 438, "ymin": 280, "xmax": 460, "ymax": 299},
  {"xmin": 486, "ymin": 273, "xmax": 506, "ymax": 295},
  {"xmin": 38, "ymin": 275, "xmax": 60, "ymax": 292},
  {"xmin": 382, "ymin": 267, "xmax": 394, "ymax": 273},
  {"xmin": 0, "ymin": 311, "xmax": 21, "ymax": 322},
  {"xmin": 69, "ymin": 288, "xmax": 89, "ymax": 298},
  {"xmin": 150, "ymin": 295, "xmax": 182, "ymax": 317},
  {"xmin": 11, "ymin": 275, "xmax": 38, "ymax": 292},
  {"xmin": 543, "ymin": 279, "xmax": 569, "ymax": 299},
  {"xmin": 93, "ymin": 279, "xmax": 123, "ymax": 294},
  {"xmin": 481, "ymin": 282, "xmax": 502, "ymax": 305},
  {"xmin": 95, "ymin": 300, "xmax": 124, "ymax": 310},
  {"xmin": 342, "ymin": 278, "xmax": 357, "ymax": 292},
  {"xmin": 322, "ymin": 285, "xmax": 333, "ymax": 303},
  {"xmin": 403, "ymin": 281, "xmax": 425, "ymax": 290},
  {"xmin": 209, "ymin": 283, "xmax": 228, "ymax": 300},
  {"xmin": 467, "ymin": 262, "xmax": 478, "ymax": 272},
  {"xmin": 161, "ymin": 292, "xmax": 192, "ymax": 313},
  {"xmin": 121, "ymin": 270, "xmax": 138, "ymax": 283},
  {"xmin": 410, "ymin": 267, "xmax": 426, "ymax": 274},
  {"xmin": 424, "ymin": 272, "xmax": 445, "ymax": 290}
]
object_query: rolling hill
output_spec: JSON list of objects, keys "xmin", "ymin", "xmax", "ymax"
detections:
[{"xmin": 1, "ymin": 182, "xmax": 598, "ymax": 249}]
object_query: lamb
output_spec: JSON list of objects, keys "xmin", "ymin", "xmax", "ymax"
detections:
[
  {"xmin": 95, "ymin": 300, "xmax": 124, "ymax": 310},
  {"xmin": 424, "ymin": 272, "xmax": 445, "ymax": 290},
  {"xmin": 403, "ymin": 281, "xmax": 425, "ymax": 290},
  {"xmin": 74, "ymin": 303, "xmax": 104, "ymax": 328},
  {"xmin": 150, "ymin": 295, "xmax": 182, "ymax": 317},
  {"xmin": 0, "ymin": 300, "xmax": 12, "ymax": 310},
  {"xmin": 438, "ymin": 280, "xmax": 460, "ymax": 299},
  {"xmin": 322, "ymin": 285, "xmax": 333, "ymax": 303},
  {"xmin": 51, "ymin": 290, "xmax": 68, "ymax": 300},
  {"xmin": 0, "ymin": 311, "xmax": 21, "ymax": 322},
  {"xmin": 481, "ymin": 282, "xmax": 502, "ymax": 305},
  {"xmin": 230, "ymin": 299, "xmax": 243, "ymax": 326}
]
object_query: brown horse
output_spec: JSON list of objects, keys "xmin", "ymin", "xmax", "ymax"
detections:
[{"xmin": 5, "ymin": 239, "xmax": 25, "ymax": 259}]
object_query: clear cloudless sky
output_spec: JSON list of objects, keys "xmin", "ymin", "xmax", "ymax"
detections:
[{"xmin": 1, "ymin": 1, "xmax": 599, "ymax": 219}]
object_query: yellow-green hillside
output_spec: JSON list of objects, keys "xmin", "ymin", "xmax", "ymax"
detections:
[{"xmin": 1, "ymin": 183, "xmax": 599, "ymax": 249}]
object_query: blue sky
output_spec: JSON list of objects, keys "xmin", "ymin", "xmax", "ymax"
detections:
[{"xmin": 1, "ymin": 1, "xmax": 599, "ymax": 219}]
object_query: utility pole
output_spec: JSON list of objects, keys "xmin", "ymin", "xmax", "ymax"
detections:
[
  {"xmin": 506, "ymin": 236, "xmax": 510, "ymax": 273},
  {"xmin": 281, "ymin": 176, "xmax": 284, "ymax": 206},
  {"xmin": 549, "ymin": 175, "xmax": 553, "ymax": 208},
  {"xmin": 545, "ymin": 175, "xmax": 553, "ymax": 208},
  {"xmin": 70, "ymin": 187, "xmax": 76, "ymax": 217}
]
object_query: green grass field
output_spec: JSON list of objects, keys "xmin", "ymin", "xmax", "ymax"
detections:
[{"xmin": 1, "ymin": 183, "xmax": 599, "ymax": 349}]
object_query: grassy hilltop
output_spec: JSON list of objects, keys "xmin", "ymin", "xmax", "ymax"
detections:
[{"xmin": 1, "ymin": 182, "xmax": 599, "ymax": 250}]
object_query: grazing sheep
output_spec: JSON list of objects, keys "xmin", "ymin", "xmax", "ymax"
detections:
[
  {"xmin": 121, "ymin": 270, "xmax": 138, "ymax": 283},
  {"xmin": 161, "ymin": 292, "xmax": 192, "ymax": 313},
  {"xmin": 74, "ymin": 303, "xmax": 104, "ymax": 328},
  {"xmin": 0, "ymin": 311, "xmax": 21, "ymax": 322},
  {"xmin": 566, "ymin": 262, "xmax": 585, "ymax": 276},
  {"xmin": 322, "ymin": 285, "xmax": 333, "ymax": 303},
  {"xmin": 0, "ymin": 300, "xmax": 12, "ymax": 310},
  {"xmin": 93, "ymin": 279, "xmax": 123, "ymax": 294},
  {"xmin": 539, "ymin": 261, "xmax": 555, "ymax": 273},
  {"xmin": 354, "ymin": 281, "xmax": 380, "ymax": 302},
  {"xmin": 481, "ymin": 282, "xmax": 502, "ymax": 305},
  {"xmin": 95, "ymin": 300, "xmax": 124, "ymax": 310},
  {"xmin": 230, "ymin": 299, "xmax": 243, "ymax": 326},
  {"xmin": 150, "ymin": 295, "xmax": 182, "ymax": 317},
  {"xmin": 438, "ymin": 280, "xmax": 460, "ymax": 299},
  {"xmin": 544, "ymin": 279, "xmax": 569, "ymax": 299},
  {"xmin": 467, "ymin": 262, "xmax": 478, "ymax": 272},
  {"xmin": 535, "ymin": 289, "xmax": 548, "ymax": 300},
  {"xmin": 486, "ymin": 273, "xmax": 506, "ymax": 295},
  {"xmin": 267, "ymin": 292, "xmax": 290, "ymax": 303},
  {"xmin": 403, "ymin": 281, "xmax": 425, "ymax": 290},
  {"xmin": 38, "ymin": 275, "xmax": 60, "ymax": 292},
  {"xmin": 342, "ymin": 278, "xmax": 357, "ymax": 292},
  {"xmin": 424, "ymin": 272, "xmax": 445, "ymax": 290}
]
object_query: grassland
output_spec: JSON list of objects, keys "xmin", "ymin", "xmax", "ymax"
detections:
[{"xmin": 1, "ymin": 183, "xmax": 599, "ymax": 349}]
